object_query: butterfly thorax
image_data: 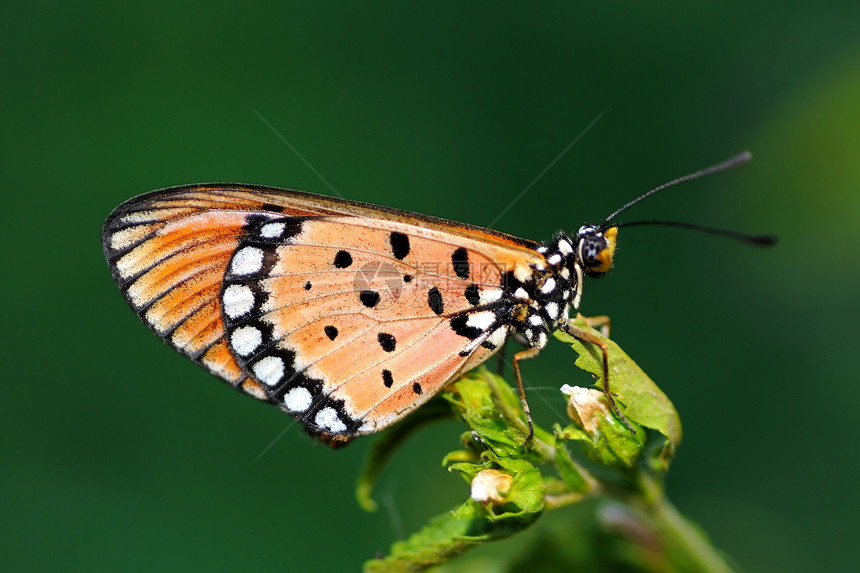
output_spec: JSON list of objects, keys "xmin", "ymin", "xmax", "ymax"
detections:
[
  {"xmin": 503, "ymin": 233, "xmax": 582, "ymax": 350},
  {"xmin": 505, "ymin": 225, "xmax": 616, "ymax": 350}
]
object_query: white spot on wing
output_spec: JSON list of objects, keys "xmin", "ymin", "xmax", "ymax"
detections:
[
  {"xmin": 284, "ymin": 387, "xmax": 312, "ymax": 412},
  {"xmin": 466, "ymin": 311, "xmax": 495, "ymax": 331},
  {"xmin": 222, "ymin": 284, "xmax": 255, "ymax": 318},
  {"xmin": 514, "ymin": 288, "xmax": 529, "ymax": 300},
  {"xmin": 529, "ymin": 315, "xmax": 543, "ymax": 326},
  {"xmin": 547, "ymin": 254, "xmax": 562, "ymax": 265},
  {"xmin": 540, "ymin": 277, "xmax": 556, "ymax": 294},
  {"xmin": 536, "ymin": 331, "xmax": 547, "ymax": 348},
  {"xmin": 315, "ymin": 407, "xmax": 347, "ymax": 433},
  {"xmin": 487, "ymin": 327, "xmax": 508, "ymax": 348},
  {"xmin": 545, "ymin": 302, "xmax": 559, "ymax": 320},
  {"xmin": 259, "ymin": 222, "xmax": 285, "ymax": 238},
  {"xmin": 231, "ymin": 246, "xmax": 264, "ymax": 275},
  {"xmin": 253, "ymin": 356, "xmax": 285, "ymax": 386},
  {"xmin": 479, "ymin": 289, "xmax": 503, "ymax": 304},
  {"xmin": 231, "ymin": 326, "xmax": 262, "ymax": 356},
  {"xmin": 560, "ymin": 267, "xmax": 570, "ymax": 279}
]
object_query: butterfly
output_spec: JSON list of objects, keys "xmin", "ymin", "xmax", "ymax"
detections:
[{"xmin": 101, "ymin": 152, "xmax": 773, "ymax": 447}]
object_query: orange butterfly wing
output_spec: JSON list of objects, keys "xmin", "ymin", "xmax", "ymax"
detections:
[{"xmin": 102, "ymin": 185, "xmax": 546, "ymax": 445}]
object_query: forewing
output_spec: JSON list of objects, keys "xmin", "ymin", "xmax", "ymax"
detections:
[{"xmin": 102, "ymin": 185, "xmax": 545, "ymax": 443}]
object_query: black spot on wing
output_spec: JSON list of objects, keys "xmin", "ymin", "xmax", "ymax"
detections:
[
  {"xmin": 452, "ymin": 247, "xmax": 469, "ymax": 280},
  {"xmin": 242, "ymin": 214, "xmax": 271, "ymax": 232},
  {"xmin": 333, "ymin": 250, "xmax": 353, "ymax": 268},
  {"xmin": 389, "ymin": 232, "xmax": 410, "ymax": 260},
  {"xmin": 324, "ymin": 325, "xmax": 338, "ymax": 340},
  {"xmin": 450, "ymin": 315, "xmax": 481, "ymax": 340},
  {"xmin": 427, "ymin": 287, "xmax": 444, "ymax": 315},
  {"xmin": 360, "ymin": 290, "xmax": 381, "ymax": 308},
  {"xmin": 259, "ymin": 248, "xmax": 279, "ymax": 277},
  {"xmin": 382, "ymin": 369, "xmax": 393, "ymax": 388},
  {"xmin": 412, "ymin": 383, "xmax": 422, "ymax": 395},
  {"xmin": 503, "ymin": 270, "xmax": 524, "ymax": 292},
  {"xmin": 378, "ymin": 332, "xmax": 396, "ymax": 352},
  {"xmin": 278, "ymin": 218, "xmax": 306, "ymax": 240},
  {"xmin": 247, "ymin": 216, "xmax": 307, "ymax": 243},
  {"xmin": 464, "ymin": 284, "xmax": 480, "ymax": 305}
]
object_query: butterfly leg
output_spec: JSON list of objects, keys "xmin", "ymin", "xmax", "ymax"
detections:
[
  {"xmin": 582, "ymin": 314, "xmax": 611, "ymax": 338},
  {"xmin": 511, "ymin": 346, "xmax": 540, "ymax": 443},
  {"xmin": 557, "ymin": 321, "xmax": 635, "ymax": 433},
  {"xmin": 495, "ymin": 331, "xmax": 529, "ymax": 376}
]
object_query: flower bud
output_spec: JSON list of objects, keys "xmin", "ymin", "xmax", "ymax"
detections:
[
  {"xmin": 560, "ymin": 384, "xmax": 645, "ymax": 468},
  {"xmin": 470, "ymin": 469, "xmax": 513, "ymax": 506},
  {"xmin": 561, "ymin": 384, "xmax": 610, "ymax": 433}
]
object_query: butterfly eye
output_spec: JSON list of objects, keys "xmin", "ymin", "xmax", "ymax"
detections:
[{"xmin": 578, "ymin": 226, "xmax": 617, "ymax": 278}]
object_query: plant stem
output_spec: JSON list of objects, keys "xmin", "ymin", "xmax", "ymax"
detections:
[{"xmin": 648, "ymin": 495, "xmax": 736, "ymax": 573}]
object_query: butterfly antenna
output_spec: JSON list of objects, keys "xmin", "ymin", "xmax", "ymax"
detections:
[
  {"xmin": 602, "ymin": 151, "xmax": 753, "ymax": 225},
  {"xmin": 600, "ymin": 151, "xmax": 775, "ymax": 247},
  {"xmin": 614, "ymin": 220, "xmax": 777, "ymax": 246}
]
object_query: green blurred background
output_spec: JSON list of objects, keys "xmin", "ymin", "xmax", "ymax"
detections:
[{"xmin": 3, "ymin": 2, "xmax": 858, "ymax": 571}]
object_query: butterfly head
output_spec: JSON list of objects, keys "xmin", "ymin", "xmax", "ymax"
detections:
[{"xmin": 576, "ymin": 225, "xmax": 617, "ymax": 278}]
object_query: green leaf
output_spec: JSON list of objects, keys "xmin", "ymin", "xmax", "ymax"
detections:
[
  {"xmin": 552, "ymin": 434, "xmax": 593, "ymax": 496},
  {"xmin": 363, "ymin": 499, "xmax": 538, "ymax": 572},
  {"xmin": 489, "ymin": 457, "xmax": 545, "ymax": 520},
  {"xmin": 441, "ymin": 369, "xmax": 555, "ymax": 462},
  {"xmin": 558, "ymin": 413, "xmax": 647, "ymax": 469},
  {"xmin": 363, "ymin": 504, "xmax": 484, "ymax": 573},
  {"xmin": 441, "ymin": 370, "xmax": 530, "ymax": 459},
  {"xmin": 555, "ymin": 316, "xmax": 682, "ymax": 469}
]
